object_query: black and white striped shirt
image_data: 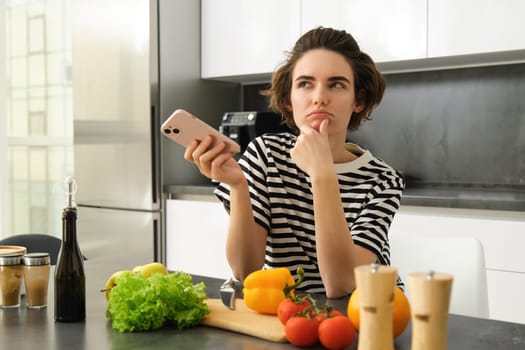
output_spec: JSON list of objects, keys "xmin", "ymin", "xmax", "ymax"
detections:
[{"xmin": 215, "ymin": 132, "xmax": 405, "ymax": 293}]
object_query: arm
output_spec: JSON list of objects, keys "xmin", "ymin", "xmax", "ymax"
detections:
[
  {"xmin": 291, "ymin": 121, "xmax": 376, "ymax": 298},
  {"xmin": 224, "ymin": 179, "xmax": 267, "ymax": 281},
  {"xmin": 184, "ymin": 136, "xmax": 267, "ymax": 281},
  {"xmin": 310, "ymin": 171, "xmax": 376, "ymax": 298}
]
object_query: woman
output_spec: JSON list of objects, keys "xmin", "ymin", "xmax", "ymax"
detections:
[{"xmin": 185, "ymin": 27, "xmax": 404, "ymax": 298}]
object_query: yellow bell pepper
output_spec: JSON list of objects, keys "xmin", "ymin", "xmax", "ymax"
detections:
[{"xmin": 243, "ymin": 267, "xmax": 304, "ymax": 315}]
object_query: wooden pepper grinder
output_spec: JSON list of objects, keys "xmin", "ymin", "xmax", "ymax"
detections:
[
  {"xmin": 354, "ymin": 263, "xmax": 398, "ymax": 350},
  {"xmin": 408, "ymin": 271, "xmax": 453, "ymax": 350}
]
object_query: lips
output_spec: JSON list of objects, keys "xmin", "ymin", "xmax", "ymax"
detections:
[
  {"xmin": 307, "ymin": 109, "xmax": 333, "ymax": 119},
  {"xmin": 307, "ymin": 111, "xmax": 332, "ymax": 131}
]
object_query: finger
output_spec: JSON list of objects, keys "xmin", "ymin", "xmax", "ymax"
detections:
[
  {"xmin": 198, "ymin": 141, "xmax": 227, "ymax": 163},
  {"xmin": 191, "ymin": 136, "xmax": 215, "ymax": 163},
  {"xmin": 298, "ymin": 123, "xmax": 314, "ymax": 135},
  {"xmin": 319, "ymin": 119, "xmax": 330, "ymax": 135},
  {"xmin": 196, "ymin": 142, "xmax": 229, "ymax": 174},
  {"xmin": 210, "ymin": 152, "xmax": 233, "ymax": 171},
  {"xmin": 184, "ymin": 140, "xmax": 199, "ymax": 163},
  {"xmin": 195, "ymin": 135, "xmax": 214, "ymax": 153}
]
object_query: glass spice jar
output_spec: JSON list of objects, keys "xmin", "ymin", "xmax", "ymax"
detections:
[
  {"xmin": 0, "ymin": 253, "xmax": 23, "ymax": 308},
  {"xmin": 23, "ymin": 253, "xmax": 51, "ymax": 308}
]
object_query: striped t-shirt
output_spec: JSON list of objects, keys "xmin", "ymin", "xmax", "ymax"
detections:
[{"xmin": 215, "ymin": 132, "xmax": 405, "ymax": 293}]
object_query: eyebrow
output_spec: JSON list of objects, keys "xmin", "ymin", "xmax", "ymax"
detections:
[{"xmin": 294, "ymin": 75, "xmax": 352, "ymax": 84}]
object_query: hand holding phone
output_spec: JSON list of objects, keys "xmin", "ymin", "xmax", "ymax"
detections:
[{"xmin": 161, "ymin": 109, "xmax": 240, "ymax": 154}]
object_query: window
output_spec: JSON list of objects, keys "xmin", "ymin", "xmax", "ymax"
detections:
[{"xmin": 1, "ymin": 0, "xmax": 72, "ymax": 237}]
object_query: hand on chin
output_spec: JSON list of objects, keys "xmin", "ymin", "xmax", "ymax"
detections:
[{"xmin": 310, "ymin": 118, "xmax": 329, "ymax": 132}]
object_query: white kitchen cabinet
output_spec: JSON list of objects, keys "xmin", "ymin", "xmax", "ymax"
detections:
[
  {"xmin": 201, "ymin": 0, "xmax": 525, "ymax": 81},
  {"xmin": 428, "ymin": 0, "xmax": 525, "ymax": 57},
  {"xmin": 166, "ymin": 196, "xmax": 525, "ymax": 323},
  {"xmin": 166, "ymin": 198, "xmax": 231, "ymax": 279},
  {"xmin": 201, "ymin": 0, "xmax": 301, "ymax": 80},
  {"xmin": 389, "ymin": 205, "xmax": 525, "ymax": 324},
  {"xmin": 201, "ymin": 0, "xmax": 425, "ymax": 80},
  {"xmin": 301, "ymin": 0, "xmax": 427, "ymax": 62},
  {"xmin": 486, "ymin": 270, "xmax": 525, "ymax": 324}
]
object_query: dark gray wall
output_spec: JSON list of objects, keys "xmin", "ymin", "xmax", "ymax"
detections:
[
  {"xmin": 159, "ymin": 0, "xmax": 241, "ymax": 187},
  {"xmin": 244, "ymin": 64, "xmax": 525, "ymax": 188},
  {"xmin": 353, "ymin": 64, "xmax": 525, "ymax": 187}
]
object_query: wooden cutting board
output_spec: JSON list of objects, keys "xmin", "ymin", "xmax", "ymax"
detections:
[{"xmin": 201, "ymin": 298, "xmax": 287, "ymax": 343}]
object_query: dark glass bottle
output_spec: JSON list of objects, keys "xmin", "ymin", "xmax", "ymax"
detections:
[{"xmin": 54, "ymin": 177, "xmax": 85, "ymax": 322}]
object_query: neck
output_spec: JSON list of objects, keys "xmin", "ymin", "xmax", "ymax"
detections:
[
  {"xmin": 329, "ymin": 136, "xmax": 357, "ymax": 163},
  {"xmin": 333, "ymin": 149, "xmax": 358, "ymax": 163}
]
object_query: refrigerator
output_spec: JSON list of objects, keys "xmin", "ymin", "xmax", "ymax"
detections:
[{"xmin": 72, "ymin": 0, "xmax": 163, "ymax": 269}]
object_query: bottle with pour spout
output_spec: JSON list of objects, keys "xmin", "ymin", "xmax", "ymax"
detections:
[{"xmin": 54, "ymin": 176, "xmax": 85, "ymax": 322}]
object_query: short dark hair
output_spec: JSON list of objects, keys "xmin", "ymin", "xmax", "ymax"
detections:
[{"xmin": 262, "ymin": 27, "xmax": 385, "ymax": 132}]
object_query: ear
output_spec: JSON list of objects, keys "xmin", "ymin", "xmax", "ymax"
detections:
[
  {"xmin": 354, "ymin": 102, "xmax": 365, "ymax": 114},
  {"xmin": 354, "ymin": 89, "xmax": 366, "ymax": 113}
]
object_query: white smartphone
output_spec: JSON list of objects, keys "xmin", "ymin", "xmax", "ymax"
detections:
[{"xmin": 161, "ymin": 109, "xmax": 241, "ymax": 154}]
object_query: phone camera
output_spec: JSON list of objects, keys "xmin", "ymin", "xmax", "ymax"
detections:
[
  {"xmin": 173, "ymin": 128, "xmax": 180, "ymax": 134},
  {"xmin": 164, "ymin": 128, "xmax": 172, "ymax": 134}
]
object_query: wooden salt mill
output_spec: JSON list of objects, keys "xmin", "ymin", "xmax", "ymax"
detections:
[
  {"xmin": 354, "ymin": 263, "xmax": 398, "ymax": 350},
  {"xmin": 408, "ymin": 271, "xmax": 453, "ymax": 350}
]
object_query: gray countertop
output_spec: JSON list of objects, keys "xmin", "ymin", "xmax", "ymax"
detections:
[
  {"xmin": 2, "ymin": 257, "xmax": 524, "ymax": 349},
  {"xmin": 401, "ymin": 183, "xmax": 525, "ymax": 211},
  {"xmin": 165, "ymin": 184, "xmax": 525, "ymax": 211}
]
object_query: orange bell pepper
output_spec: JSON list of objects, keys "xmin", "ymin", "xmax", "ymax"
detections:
[{"xmin": 243, "ymin": 267, "xmax": 304, "ymax": 315}]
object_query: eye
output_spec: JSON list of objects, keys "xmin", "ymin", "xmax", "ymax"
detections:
[
  {"xmin": 329, "ymin": 81, "xmax": 346, "ymax": 89},
  {"xmin": 296, "ymin": 80, "xmax": 311, "ymax": 88}
]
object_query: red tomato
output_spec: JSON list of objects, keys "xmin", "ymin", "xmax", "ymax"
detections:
[
  {"xmin": 278, "ymin": 297, "xmax": 313, "ymax": 325},
  {"xmin": 313, "ymin": 308, "xmax": 343, "ymax": 325},
  {"xmin": 318, "ymin": 315, "xmax": 356, "ymax": 350},
  {"xmin": 285, "ymin": 316, "xmax": 319, "ymax": 347}
]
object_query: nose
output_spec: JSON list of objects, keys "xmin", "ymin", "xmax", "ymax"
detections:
[{"xmin": 313, "ymin": 85, "xmax": 328, "ymax": 106}]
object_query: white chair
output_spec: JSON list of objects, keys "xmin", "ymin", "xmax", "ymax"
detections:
[{"xmin": 390, "ymin": 232, "xmax": 490, "ymax": 319}]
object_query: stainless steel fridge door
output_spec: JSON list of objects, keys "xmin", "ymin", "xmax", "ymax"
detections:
[
  {"xmin": 72, "ymin": 0, "xmax": 160, "ymax": 211},
  {"xmin": 73, "ymin": 138, "xmax": 158, "ymax": 211},
  {"xmin": 78, "ymin": 206, "xmax": 160, "ymax": 269}
]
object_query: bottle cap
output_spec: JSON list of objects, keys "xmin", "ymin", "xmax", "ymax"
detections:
[
  {"xmin": 22, "ymin": 252, "xmax": 51, "ymax": 266},
  {"xmin": 64, "ymin": 176, "xmax": 78, "ymax": 208},
  {"xmin": 0, "ymin": 253, "xmax": 23, "ymax": 265}
]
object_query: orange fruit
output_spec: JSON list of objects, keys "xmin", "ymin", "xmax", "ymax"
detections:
[{"xmin": 347, "ymin": 286, "xmax": 410, "ymax": 338}]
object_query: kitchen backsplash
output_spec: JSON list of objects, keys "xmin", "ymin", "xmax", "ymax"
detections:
[{"xmin": 243, "ymin": 63, "xmax": 525, "ymax": 189}]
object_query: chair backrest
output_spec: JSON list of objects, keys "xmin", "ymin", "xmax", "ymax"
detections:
[
  {"xmin": 0, "ymin": 234, "xmax": 61, "ymax": 265},
  {"xmin": 390, "ymin": 232, "xmax": 490, "ymax": 319}
]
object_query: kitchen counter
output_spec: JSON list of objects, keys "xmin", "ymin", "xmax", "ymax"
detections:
[
  {"xmin": 165, "ymin": 184, "xmax": 525, "ymax": 211},
  {"xmin": 1, "ymin": 259, "xmax": 524, "ymax": 350},
  {"xmin": 402, "ymin": 183, "xmax": 525, "ymax": 211}
]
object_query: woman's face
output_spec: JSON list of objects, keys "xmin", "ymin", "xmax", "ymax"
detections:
[{"xmin": 289, "ymin": 49, "xmax": 363, "ymax": 137}]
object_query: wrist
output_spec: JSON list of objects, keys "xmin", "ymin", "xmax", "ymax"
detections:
[
  {"xmin": 229, "ymin": 176, "xmax": 249, "ymax": 191},
  {"xmin": 310, "ymin": 167, "xmax": 337, "ymax": 185}
]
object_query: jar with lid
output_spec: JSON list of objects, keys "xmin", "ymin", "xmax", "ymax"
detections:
[
  {"xmin": 0, "ymin": 253, "xmax": 23, "ymax": 308},
  {"xmin": 23, "ymin": 253, "xmax": 51, "ymax": 308}
]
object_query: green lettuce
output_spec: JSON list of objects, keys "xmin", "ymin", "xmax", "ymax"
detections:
[{"xmin": 106, "ymin": 271, "xmax": 209, "ymax": 332}]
